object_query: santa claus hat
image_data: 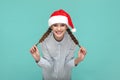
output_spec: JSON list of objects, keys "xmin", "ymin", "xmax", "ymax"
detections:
[{"xmin": 48, "ymin": 9, "xmax": 76, "ymax": 32}]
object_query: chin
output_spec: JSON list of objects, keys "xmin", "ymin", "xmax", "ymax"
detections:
[{"xmin": 55, "ymin": 34, "xmax": 64, "ymax": 38}]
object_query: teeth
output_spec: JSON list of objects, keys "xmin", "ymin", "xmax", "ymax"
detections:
[{"xmin": 56, "ymin": 31, "xmax": 62, "ymax": 34}]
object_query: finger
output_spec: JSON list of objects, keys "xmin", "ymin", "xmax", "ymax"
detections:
[
  {"xmin": 30, "ymin": 46, "xmax": 36, "ymax": 54},
  {"xmin": 34, "ymin": 45, "xmax": 39, "ymax": 52},
  {"xmin": 80, "ymin": 47, "xmax": 83, "ymax": 52},
  {"xmin": 30, "ymin": 49, "xmax": 34, "ymax": 54},
  {"xmin": 80, "ymin": 47, "xmax": 84, "ymax": 51},
  {"xmin": 30, "ymin": 49, "xmax": 32, "ymax": 53},
  {"xmin": 82, "ymin": 47, "xmax": 86, "ymax": 54},
  {"xmin": 82, "ymin": 48, "xmax": 86, "ymax": 55},
  {"xmin": 31, "ymin": 46, "xmax": 36, "ymax": 53},
  {"xmin": 80, "ymin": 47, "xmax": 86, "ymax": 55},
  {"xmin": 33, "ymin": 45, "xmax": 37, "ymax": 51},
  {"xmin": 30, "ymin": 47, "xmax": 34, "ymax": 53}
]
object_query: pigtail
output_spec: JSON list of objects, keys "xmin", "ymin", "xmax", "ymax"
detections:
[
  {"xmin": 67, "ymin": 28, "xmax": 81, "ymax": 48},
  {"xmin": 35, "ymin": 27, "xmax": 52, "ymax": 46}
]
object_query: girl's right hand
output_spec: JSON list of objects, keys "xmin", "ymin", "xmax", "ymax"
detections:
[{"xmin": 30, "ymin": 45, "xmax": 40, "ymax": 62}]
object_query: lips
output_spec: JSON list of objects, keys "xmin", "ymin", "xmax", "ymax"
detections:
[{"xmin": 55, "ymin": 31, "xmax": 63, "ymax": 35}]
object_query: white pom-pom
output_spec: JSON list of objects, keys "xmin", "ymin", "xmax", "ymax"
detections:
[{"xmin": 71, "ymin": 28, "xmax": 76, "ymax": 32}]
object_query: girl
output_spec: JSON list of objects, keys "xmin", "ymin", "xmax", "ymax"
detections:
[{"xmin": 30, "ymin": 9, "xmax": 86, "ymax": 80}]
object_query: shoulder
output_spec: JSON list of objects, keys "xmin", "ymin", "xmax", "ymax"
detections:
[
  {"xmin": 41, "ymin": 32, "xmax": 53, "ymax": 43},
  {"xmin": 40, "ymin": 32, "xmax": 55, "ymax": 48}
]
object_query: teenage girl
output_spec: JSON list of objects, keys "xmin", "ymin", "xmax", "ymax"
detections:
[{"xmin": 30, "ymin": 9, "xmax": 86, "ymax": 80}]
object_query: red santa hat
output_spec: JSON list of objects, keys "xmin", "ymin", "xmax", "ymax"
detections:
[{"xmin": 48, "ymin": 9, "xmax": 76, "ymax": 32}]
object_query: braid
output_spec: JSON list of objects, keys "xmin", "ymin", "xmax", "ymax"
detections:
[
  {"xmin": 67, "ymin": 28, "xmax": 81, "ymax": 48},
  {"xmin": 36, "ymin": 27, "xmax": 52, "ymax": 46},
  {"xmin": 35, "ymin": 28, "xmax": 81, "ymax": 47}
]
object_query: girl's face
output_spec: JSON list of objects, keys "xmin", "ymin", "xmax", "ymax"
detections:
[{"xmin": 51, "ymin": 23, "xmax": 68, "ymax": 41}]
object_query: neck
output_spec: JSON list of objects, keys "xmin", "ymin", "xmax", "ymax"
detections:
[{"xmin": 53, "ymin": 34, "xmax": 64, "ymax": 42}]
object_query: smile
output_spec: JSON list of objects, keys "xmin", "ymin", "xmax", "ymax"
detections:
[{"xmin": 55, "ymin": 31, "xmax": 63, "ymax": 35}]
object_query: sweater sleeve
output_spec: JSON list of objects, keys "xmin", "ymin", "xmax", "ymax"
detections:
[
  {"xmin": 65, "ymin": 43, "xmax": 77, "ymax": 68},
  {"xmin": 37, "ymin": 41, "xmax": 53, "ymax": 70}
]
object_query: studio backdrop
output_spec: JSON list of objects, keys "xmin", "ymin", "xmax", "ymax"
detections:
[{"xmin": 0, "ymin": 0, "xmax": 120, "ymax": 80}]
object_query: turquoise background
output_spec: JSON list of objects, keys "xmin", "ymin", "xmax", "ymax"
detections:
[{"xmin": 0, "ymin": 0, "xmax": 120, "ymax": 80}]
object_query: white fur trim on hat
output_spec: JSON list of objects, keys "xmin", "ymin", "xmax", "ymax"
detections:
[
  {"xmin": 48, "ymin": 15, "xmax": 69, "ymax": 27},
  {"xmin": 71, "ymin": 28, "xmax": 76, "ymax": 32}
]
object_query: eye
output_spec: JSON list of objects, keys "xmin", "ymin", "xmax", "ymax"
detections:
[
  {"xmin": 60, "ymin": 24, "xmax": 66, "ymax": 27},
  {"xmin": 52, "ymin": 24, "xmax": 58, "ymax": 27}
]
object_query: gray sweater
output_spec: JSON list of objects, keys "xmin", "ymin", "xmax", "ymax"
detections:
[{"xmin": 37, "ymin": 31, "xmax": 77, "ymax": 80}]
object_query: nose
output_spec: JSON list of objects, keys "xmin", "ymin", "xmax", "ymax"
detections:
[{"xmin": 57, "ymin": 26, "xmax": 61, "ymax": 30}]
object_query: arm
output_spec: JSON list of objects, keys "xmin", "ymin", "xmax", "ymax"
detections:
[
  {"xmin": 37, "ymin": 42, "xmax": 53, "ymax": 69},
  {"xmin": 65, "ymin": 46, "xmax": 87, "ymax": 68},
  {"xmin": 65, "ymin": 46, "xmax": 76, "ymax": 68},
  {"xmin": 30, "ymin": 42, "xmax": 52, "ymax": 70}
]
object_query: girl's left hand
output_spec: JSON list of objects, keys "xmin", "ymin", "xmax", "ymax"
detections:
[{"xmin": 78, "ymin": 47, "xmax": 87, "ymax": 61}]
